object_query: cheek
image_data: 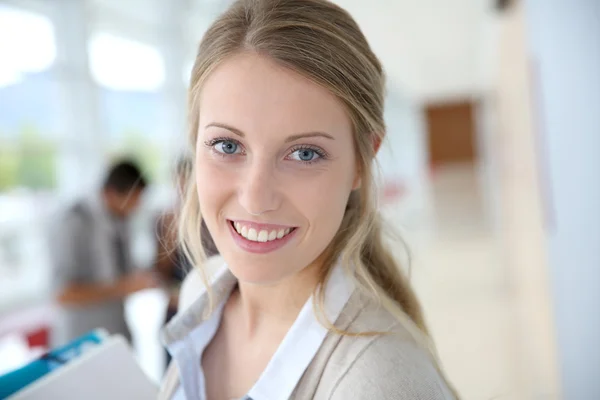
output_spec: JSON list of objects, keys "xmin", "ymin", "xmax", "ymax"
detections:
[
  {"xmin": 195, "ymin": 157, "xmax": 236, "ymax": 216},
  {"xmin": 287, "ymin": 164, "xmax": 354, "ymax": 231}
]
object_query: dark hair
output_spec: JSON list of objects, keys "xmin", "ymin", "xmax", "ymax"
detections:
[{"xmin": 103, "ymin": 160, "xmax": 147, "ymax": 193}]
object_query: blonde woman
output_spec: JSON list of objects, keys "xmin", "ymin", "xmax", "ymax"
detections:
[{"xmin": 160, "ymin": 0, "xmax": 457, "ymax": 399}]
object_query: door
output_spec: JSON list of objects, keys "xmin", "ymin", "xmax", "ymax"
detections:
[{"xmin": 425, "ymin": 101, "xmax": 477, "ymax": 166}]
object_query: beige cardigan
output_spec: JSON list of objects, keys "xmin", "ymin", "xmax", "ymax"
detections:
[{"xmin": 158, "ymin": 257, "xmax": 455, "ymax": 399}]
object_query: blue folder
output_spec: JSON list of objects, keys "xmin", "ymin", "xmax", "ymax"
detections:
[{"xmin": 0, "ymin": 330, "xmax": 106, "ymax": 399}]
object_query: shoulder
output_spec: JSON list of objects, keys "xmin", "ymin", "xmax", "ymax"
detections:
[
  {"xmin": 56, "ymin": 201, "xmax": 94, "ymax": 236},
  {"xmin": 65, "ymin": 200, "xmax": 90, "ymax": 221},
  {"xmin": 328, "ymin": 298, "xmax": 456, "ymax": 399},
  {"xmin": 64, "ymin": 197, "xmax": 106, "ymax": 227},
  {"xmin": 333, "ymin": 333, "xmax": 455, "ymax": 399}
]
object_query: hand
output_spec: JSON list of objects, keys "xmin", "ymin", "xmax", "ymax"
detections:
[{"xmin": 119, "ymin": 270, "xmax": 161, "ymax": 296}]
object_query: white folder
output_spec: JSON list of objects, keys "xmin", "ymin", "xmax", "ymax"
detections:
[{"xmin": 8, "ymin": 335, "xmax": 158, "ymax": 400}]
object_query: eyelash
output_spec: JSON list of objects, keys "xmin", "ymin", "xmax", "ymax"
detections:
[
  {"xmin": 203, "ymin": 137, "xmax": 329, "ymax": 165},
  {"xmin": 204, "ymin": 137, "xmax": 245, "ymax": 158},
  {"xmin": 287, "ymin": 145, "xmax": 329, "ymax": 164}
]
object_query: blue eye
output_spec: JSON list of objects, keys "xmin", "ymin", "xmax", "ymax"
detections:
[
  {"xmin": 215, "ymin": 140, "xmax": 239, "ymax": 154},
  {"xmin": 290, "ymin": 148, "xmax": 320, "ymax": 162}
]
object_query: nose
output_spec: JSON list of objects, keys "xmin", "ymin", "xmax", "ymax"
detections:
[{"xmin": 238, "ymin": 159, "xmax": 281, "ymax": 216}]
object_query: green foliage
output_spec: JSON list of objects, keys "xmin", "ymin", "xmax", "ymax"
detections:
[
  {"xmin": 0, "ymin": 125, "xmax": 57, "ymax": 191},
  {"xmin": 0, "ymin": 126, "xmax": 164, "ymax": 192},
  {"xmin": 0, "ymin": 147, "xmax": 19, "ymax": 189}
]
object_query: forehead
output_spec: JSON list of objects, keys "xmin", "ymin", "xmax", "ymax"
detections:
[{"xmin": 198, "ymin": 52, "xmax": 352, "ymax": 138}]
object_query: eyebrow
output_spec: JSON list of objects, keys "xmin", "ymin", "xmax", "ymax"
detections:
[{"xmin": 205, "ymin": 122, "xmax": 335, "ymax": 142}]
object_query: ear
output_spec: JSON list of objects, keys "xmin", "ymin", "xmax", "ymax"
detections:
[
  {"xmin": 352, "ymin": 159, "xmax": 362, "ymax": 190},
  {"xmin": 352, "ymin": 174, "xmax": 361, "ymax": 190},
  {"xmin": 373, "ymin": 134, "xmax": 383, "ymax": 156},
  {"xmin": 353, "ymin": 134, "xmax": 382, "ymax": 190}
]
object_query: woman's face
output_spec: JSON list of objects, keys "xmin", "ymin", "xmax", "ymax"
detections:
[{"xmin": 196, "ymin": 52, "xmax": 359, "ymax": 284}]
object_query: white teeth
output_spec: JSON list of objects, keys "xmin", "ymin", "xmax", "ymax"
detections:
[
  {"xmin": 233, "ymin": 222, "xmax": 293, "ymax": 242},
  {"xmin": 247, "ymin": 228, "xmax": 258, "ymax": 241},
  {"xmin": 257, "ymin": 230, "xmax": 269, "ymax": 242}
]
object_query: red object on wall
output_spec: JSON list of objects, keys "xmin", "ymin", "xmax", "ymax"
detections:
[
  {"xmin": 25, "ymin": 326, "xmax": 50, "ymax": 349},
  {"xmin": 382, "ymin": 181, "xmax": 407, "ymax": 204},
  {"xmin": 0, "ymin": 304, "xmax": 55, "ymax": 351}
]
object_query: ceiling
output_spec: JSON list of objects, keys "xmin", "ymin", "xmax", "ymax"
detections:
[
  {"xmin": 332, "ymin": 0, "xmax": 500, "ymax": 102},
  {"xmin": 10, "ymin": 0, "xmax": 500, "ymax": 103}
]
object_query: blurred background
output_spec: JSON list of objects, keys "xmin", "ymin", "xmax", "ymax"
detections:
[{"xmin": 0, "ymin": 0, "xmax": 598, "ymax": 399}]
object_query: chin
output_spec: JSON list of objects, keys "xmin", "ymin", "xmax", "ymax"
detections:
[{"xmin": 223, "ymin": 252, "xmax": 300, "ymax": 285}]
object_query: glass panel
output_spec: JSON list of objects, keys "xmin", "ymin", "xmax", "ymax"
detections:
[
  {"xmin": 89, "ymin": 32, "xmax": 165, "ymax": 91},
  {"xmin": 89, "ymin": 32, "xmax": 168, "ymax": 184},
  {"xmin": 0, "ymin": 6, "xmax": 59, "ymax": 192}
]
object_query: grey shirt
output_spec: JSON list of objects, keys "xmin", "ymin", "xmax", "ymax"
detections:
[{"xmin": 51, "ymin": 194, "xmax": 134, "ymax": 346}]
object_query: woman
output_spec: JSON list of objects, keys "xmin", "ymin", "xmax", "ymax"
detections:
[{"xmin": 160, "ymin": 0, "xmax": 457, "ymax": 399}]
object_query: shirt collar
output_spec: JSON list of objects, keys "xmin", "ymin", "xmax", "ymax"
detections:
[
  {"xmin": 248, "ymin": 261, "xmax": 354, "ymax": 400},
  {"xmin": 160, "ymin": 264, "xmax": 237, "ymax": 347},
  {"xmin": 160, "ymin": 259, "xmax": 355, "ymax": 400}
]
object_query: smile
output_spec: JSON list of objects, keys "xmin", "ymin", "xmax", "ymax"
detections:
[
  {"xmin": 231, "ymin": 221, "xmax": 294, "ymax": 242},
  {"xmin": 227, "ymin": 220, "xmax": 297, "ymax": 253}
]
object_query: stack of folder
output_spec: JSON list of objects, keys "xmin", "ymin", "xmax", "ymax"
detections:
[{"xmin": 0, "ymin": 329, "xmax": 157, "ymax": 399}]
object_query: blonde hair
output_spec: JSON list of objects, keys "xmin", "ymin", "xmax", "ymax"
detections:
[{"xmin": 182, "ymin": 0, "xmax": 428, "ymax": 345}]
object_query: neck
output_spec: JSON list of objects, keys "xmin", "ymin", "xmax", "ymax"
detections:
[{"xmin": 232, "ymin": 259, "xmax": 322, "ymax": 337}]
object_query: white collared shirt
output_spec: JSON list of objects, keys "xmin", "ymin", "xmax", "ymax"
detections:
[{"xmin": 166, "ymin": 260, "xmax": 354, "ymax": 400}]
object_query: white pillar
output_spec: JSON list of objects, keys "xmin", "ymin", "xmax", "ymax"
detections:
[
  {"xmin": 525, "ymin": 0, "xmax": 600, "ymax": 398},
  {"xmin": 157, "ymin": 0, "xmax": 190, "ymax": 170},
  {"xmin": 495, "ymin": 3, "xmax": 560, "ymax": 397},
  {"xmin": 51, "ymin": 0, "xmax": 104, "ymax": 200}
]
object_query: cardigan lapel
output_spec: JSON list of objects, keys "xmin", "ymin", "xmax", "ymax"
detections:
[
  {"xmin": 290, "ymin": 291, "xmax": 369, "ymax": 399},
  {"xmin": 158, "ymin": 266, "xmax": 237, "ymax": 399}
]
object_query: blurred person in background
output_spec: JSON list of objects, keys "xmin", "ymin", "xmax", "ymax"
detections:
[
  {"xmin": 155, "ymin": 156, "xmax": 218, "ymax": 365},
  {"xmin": 158, "ymin": 0, "xmax": 456, "ymax": 399},
  {"xmin": 51, "ymin": 160, "xmax": 158, "ymax": 345}
]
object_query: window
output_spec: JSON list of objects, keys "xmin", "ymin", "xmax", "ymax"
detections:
[
  {"xmin": 0, "ymin": 5, "xmax": 59, "ymax": 317},
  {"xmin": 0, "ymin": 6, "xmax": 56, "ymax": 80},
  {"xmin": 0, "ymin": 6, "xmax": 59, "ymax": 192},
  {"xmin": 89, "ymin": 33, "xmax": 165, "ymax": 91},
  {"xmin": 88, "ymin": 32, "xmax": 167, "ymax": 183},
  {"xmin": 183, "ymin": 60, "xmax": 194, "ymax": 86}
]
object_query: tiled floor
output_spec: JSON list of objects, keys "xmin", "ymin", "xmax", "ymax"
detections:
[{"xmin": 394, "ymin": 165, "xmax": 529, "ymax": 400}]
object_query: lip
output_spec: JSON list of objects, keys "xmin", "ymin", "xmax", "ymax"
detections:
[{"xmin": 227, "ymin": 220, "xmax": 297, "ymax": 254}]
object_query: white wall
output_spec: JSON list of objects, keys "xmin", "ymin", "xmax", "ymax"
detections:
[
  {"xmin": 380, "ymin": 94, "xmax": 428, "ymax": 188},
  {"xmin": 377, "ymin": 92, "xmax": 433, "ymax": 250},
  {"xmin": 525, "ymin": 1, "xmax": 600, "ymax": 398}
]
